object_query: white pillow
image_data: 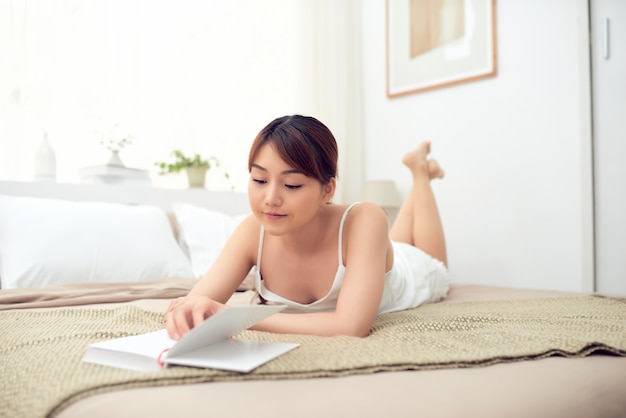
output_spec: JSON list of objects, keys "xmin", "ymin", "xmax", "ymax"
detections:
[
  {"xmin": 172, "ymin": 202, "xmax": 248, "ymax": 278},
  {"xmin": 0, "ymin": 195, "xmax": 194, "ymax": 289}
]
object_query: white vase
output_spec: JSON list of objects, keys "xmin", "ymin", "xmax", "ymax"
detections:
[
  {"xmin": 34, "ymin": 132, "xmax": 57, "ymax": 182},
  {"xmin": 107, "ymin": 150, "xmax": 125, "ymax": 167}
]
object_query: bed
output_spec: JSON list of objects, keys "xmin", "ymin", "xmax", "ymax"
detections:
[{"xmin": 1, "ymin": 181, "xmax": 625, "ymax": 418}]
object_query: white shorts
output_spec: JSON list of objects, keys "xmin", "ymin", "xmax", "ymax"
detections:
[{"xmin": 378, "ymin": 241, "xmax": 449, "ymax": 315}]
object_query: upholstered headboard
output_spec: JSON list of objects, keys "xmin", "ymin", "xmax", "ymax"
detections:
[{"xmin": 0, "ymin": 181, "xmax": 249, "ymax": 214}]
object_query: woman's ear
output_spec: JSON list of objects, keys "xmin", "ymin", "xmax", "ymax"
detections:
[{"xmin": 321, "ymin": 177, "xmax": 337, "ymax": 204}]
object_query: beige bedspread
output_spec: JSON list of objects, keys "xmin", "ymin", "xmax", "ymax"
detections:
[{"xmin": 1, "ymin": 287, "xmax": 625, "ymax": 418}]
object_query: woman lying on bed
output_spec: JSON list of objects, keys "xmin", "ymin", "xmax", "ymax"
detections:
[{"xmin": 165, "ymin": 115, "xmax": 448, "ymax": 338}]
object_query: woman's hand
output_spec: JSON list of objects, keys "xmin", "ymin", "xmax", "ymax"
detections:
[{"xmin": 164, "ymin": 295, "xmax": 226, "ymax": 340}]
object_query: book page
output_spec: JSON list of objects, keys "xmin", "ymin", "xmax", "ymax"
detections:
[
  {"xmin": 166, "ymin": 338, "xmax": 299, "ymax": 373},
  {"xmin": 83, "ymin": 329, "xmax": 174, "ymax": 372},
  {"xmin": 166, "ymin": 304, "xmax": 286, "ymax": 359}
]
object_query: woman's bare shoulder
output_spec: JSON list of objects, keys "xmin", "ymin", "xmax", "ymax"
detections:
[
  {"xmin": 233, "ymin": 213, "xmax": 261, "ymax": 238},
  {"xmin": 350, "ymin": 201, "xmax": 387, "ymax": 220},
  {"xmin": 341, "ymin": 202, "xmax": 388, "ymax": 235},
  {"xmin": 330, "ymin": 202, "xmax": 385, "ymax": 216},
  {"xmin": 224, "ymin": 214, "xmax": 261, "ymax": 256},
  {"xmin": 340, "ymin": 202, "xmax": 392, "ymax": 274}
]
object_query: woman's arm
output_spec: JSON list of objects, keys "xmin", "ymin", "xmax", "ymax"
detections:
[
  {"xmin": 251, "ymin": 203, "xmax": 391, "ymax": 337},
  {"xmin": 186, "ymin": 214, "xmax": 259, "ymax": 301},
  {"xmin": 165, "ymin": 215, "xmax": 259, "ymax": 339}
]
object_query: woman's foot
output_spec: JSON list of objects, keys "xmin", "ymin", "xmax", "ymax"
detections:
[
  {"xmin": 402, "ymin": 142, "xmax": 444, "ymax": 180},
  {"xmin": 428, "ymin": 159, "xmax": 445, "ymax": 180}
]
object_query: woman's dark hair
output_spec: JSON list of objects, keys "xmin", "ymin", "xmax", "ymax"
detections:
[{"xmin": 248, "ymin": 115, "xmax": 338, "ymax": 184}]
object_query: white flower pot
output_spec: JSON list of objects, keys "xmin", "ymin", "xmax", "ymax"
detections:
[{"xmin": 185, "ymin": 167, "xmax": 208, "ymax": 188}]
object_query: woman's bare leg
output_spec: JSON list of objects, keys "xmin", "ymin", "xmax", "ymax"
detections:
[{"xmin": 389, "ymin": 142, "xmax": 447, "ymax": 265}]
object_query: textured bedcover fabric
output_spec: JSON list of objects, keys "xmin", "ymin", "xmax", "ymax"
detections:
[
  {"xmin": 56, "ymin": 285, "xmax": 626, "ymax": 418},
  {"xmin": 3, "ymin": 284, "xmax": 626, "ymax": 418}
]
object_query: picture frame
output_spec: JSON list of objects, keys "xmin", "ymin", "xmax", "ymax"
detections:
[{"xmin": 386, "ymin": 0, "xmax": 497, "ymax": 98}]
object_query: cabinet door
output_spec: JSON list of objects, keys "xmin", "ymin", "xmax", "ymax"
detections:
[{"xmin": 591, "ymin": 0, "xmax": 626, "ymax": 295}]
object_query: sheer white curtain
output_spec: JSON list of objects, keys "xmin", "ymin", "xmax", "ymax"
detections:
[
  {"xmin": 0, "ymin": 0, "xmax": 138, "ymax": 181},
  {"xmin": 308, "ymin": 0, "xmax": 365, "ymax": 204},
  {"xmin": 0, "ymin": 1, "xmax": 314, "ymax": 189},
  {"xmin": 1, "ymin": 0, "xmax": 153, "ymax": 182}
]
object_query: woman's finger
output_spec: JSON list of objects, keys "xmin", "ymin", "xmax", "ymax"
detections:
[
  {"xmin": 170, "ymin": 304, "xmax": 192, "ymax": 340},
  {"xmin": 165, "ymin": 297, "xmax": 186, "ymax": 315},
  {"xmin": 164, "ymin": 311, "xmax": 176, "ymax": 338},
  {"xmin": 192, "ymin": 302, "xmax": 208, "ymax": 329},
  {"xmin": 164, "ymin": 297, "xmax": 224, "ymax": 340}
]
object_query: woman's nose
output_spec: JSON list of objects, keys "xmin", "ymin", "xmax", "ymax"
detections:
[{"xmin": 264, "ymin": 184, "xmax": 282, "ymax": 207}]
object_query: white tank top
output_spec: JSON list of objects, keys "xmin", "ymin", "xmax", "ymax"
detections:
[{"xmin": 253, "ymin": 203, "xmax": 360, "ymax": 313}]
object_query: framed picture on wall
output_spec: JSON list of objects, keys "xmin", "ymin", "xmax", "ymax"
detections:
[{"xmin": 386, "ymin": 0, "xmax": 497, "ymax": 98}]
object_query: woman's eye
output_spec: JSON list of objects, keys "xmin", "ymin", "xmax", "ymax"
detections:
[
  {"xmin": 252, "ymin": 178, "xmax": 266, "ymax": 184},
  {"xmin": 285, "ymin": 184, "xmax": 302, "ymax": 190}
]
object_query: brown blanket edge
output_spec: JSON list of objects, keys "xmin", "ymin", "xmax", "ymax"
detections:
[{"xmin": 0, "ymin": 277, "xmax": 196, "ymax": 311}]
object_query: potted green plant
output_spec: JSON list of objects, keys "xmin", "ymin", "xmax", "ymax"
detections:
[{"xmin": 154, "ymin": 150, "xmax": 229, "ymax": 188}]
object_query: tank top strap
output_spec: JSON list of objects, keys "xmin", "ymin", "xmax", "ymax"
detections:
[
  {"xmin": 257, "ymin": 226, "xmax": 265, "ymax": 269},
  {"xmin": 337, "ymin": 202, "xmax": 362, "ymax": 264}
]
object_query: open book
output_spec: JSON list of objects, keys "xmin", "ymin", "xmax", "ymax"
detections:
[{"xmin": 82, "ymin": 304, "xmax": 298, "ymax": 373}]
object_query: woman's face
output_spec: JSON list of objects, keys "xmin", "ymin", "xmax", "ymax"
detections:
[{"xmin": 248, "ymin": 144, "xmax": 333, "ymax": 236}]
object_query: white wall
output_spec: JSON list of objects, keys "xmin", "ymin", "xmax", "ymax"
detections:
[{"xmin": 360, "ymin": 0, "xmax": 594, "ymax": 292}]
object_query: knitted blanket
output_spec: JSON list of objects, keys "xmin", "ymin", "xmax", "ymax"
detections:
[{"xmin": 1, "ymin": 295, "xmax": 625, "ymax": 418}]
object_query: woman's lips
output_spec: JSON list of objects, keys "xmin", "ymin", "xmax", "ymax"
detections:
[{"xmin": 264, "ymin": 212, "xmax": 286, "ymax": 220}]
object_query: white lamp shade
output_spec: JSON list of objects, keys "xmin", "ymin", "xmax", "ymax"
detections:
[{"xmin": 363, "ymin": 180, "xmax": 402, "ymax": 208}]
